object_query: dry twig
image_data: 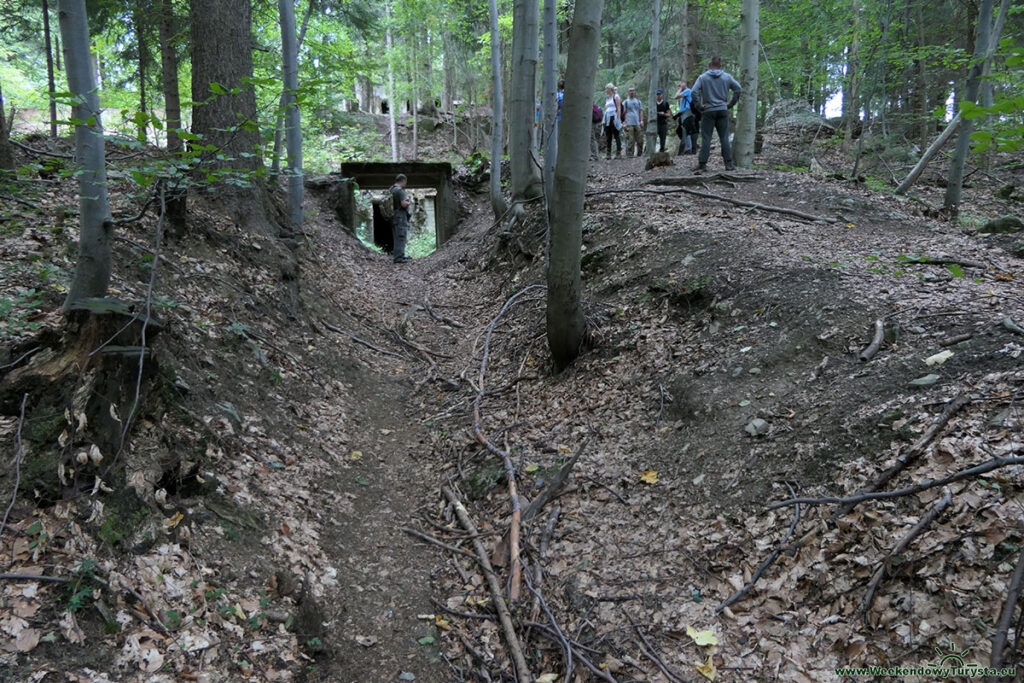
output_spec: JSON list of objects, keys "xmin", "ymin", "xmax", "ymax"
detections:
[
  {"xmin": 990, "ymin": 543, "xmax": 1024, "ymax": 677},
  {"xmin": 0, "ymin": 394, "xmax": 28, "ymax": 545},
  {"xmin": 442, "ymin": 486, "xmax": 531, "ymax": 683},
  {"xmin": 860, "ymin": 488, "xmax": 952, "ymax": 619},
  {"xmin": 858, "ymin": 319, "xmax": 885, "ymax": 362}
]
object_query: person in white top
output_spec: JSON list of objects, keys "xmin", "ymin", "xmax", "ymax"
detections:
[{"xmin": 602, "ymin": 83, "xmax": 623, "ymax": 160}]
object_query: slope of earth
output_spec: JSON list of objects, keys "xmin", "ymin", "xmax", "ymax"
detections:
[
  {"xmin": 375, "ymin": 151, "xmax": 1024, "ymax": 681},
  {"xmin": 1, "ymin": 125, "xmax": 1023, "ymax": 683}
]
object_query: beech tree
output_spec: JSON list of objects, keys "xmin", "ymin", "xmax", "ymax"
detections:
[
  {"xmin": 541, "ymin": 0, "xmax": 557, "ymax": 202},
  {"xmin": 278, "ymin": 0, "xmax": 303, "ymax": 230},
  {"xmin": 58, "ymin": 0, "xmax": 113, "ymax": 309},
  {"xmin": 644, "ymin": 0, "xmax": 661, "ymax": 158},
  {"xmin": 733, "ymin": 0, "xmax": 759, "ymax": 167},
  {"xmin": 547, "ymin": 0, "xmax": 604, "ymax": 370},
  {"xmin": 0, "ymin": 80, "xmax": 15, "ymax": 171},
  {"xmin": 487, "ymin": 0, "xmax": 508, "ymax": 219},
  {"xmin": 42, "ymin": 0, "xmax": 57, "ymax": 137},
  {"xmin": 509, "ymin": 0, "xmax": 541, "ymax": 200}
]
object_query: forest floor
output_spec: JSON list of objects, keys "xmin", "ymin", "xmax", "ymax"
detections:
[{"xmin": 1, "ymin": 129, "xmax": 1024, "ymax": 682}]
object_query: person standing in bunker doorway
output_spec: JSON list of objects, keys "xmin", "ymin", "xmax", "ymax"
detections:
[{"xmin": 391, "ymin": 174, "xmax": 411, "ymax": 264}]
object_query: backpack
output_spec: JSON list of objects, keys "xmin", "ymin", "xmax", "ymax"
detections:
[
  {"xmin": 592, "ymin": 103, "xmax": 602, "ymax": 124},
  {"xmin": 378, "ymin": 187, "xmax": 396, "ymax": 220}
]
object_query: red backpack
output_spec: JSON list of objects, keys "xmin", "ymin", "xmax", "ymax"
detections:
[{"xmin": 592, "ymin": 103, "xmax": 603, "ymax": 123}]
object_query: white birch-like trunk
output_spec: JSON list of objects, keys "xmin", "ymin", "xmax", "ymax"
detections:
[
  {"xmin": 488, "ymin": 0, "xmax": 508, "ymax": 218},
  {"xmin": 541, "ymin": 0, "xmax": 558, "ymax": 202},
  {"xmin": 59, "ymin": 0, "xmax": 112, "ymax": 309},
  {"xmin": 278, "ymin": 0, "xmax": 302, "ymax": 230},
  {"xmin": 412, "ymin": 38, "xmax": 419, "ymax": 159},
  {"xmin": 645, "ymin": 0, "xmax": 662, "ymax": 157},
  {"xmin": 733, "ymin": 0, "xmax": 759, "ymax": 167},
  {"xmin": 547, "ymin": 0, "xmax": 604, "ymax": 370},
  {"xmin": 386, "ymin": 2, "xmax": 398, "ymax": 162}
]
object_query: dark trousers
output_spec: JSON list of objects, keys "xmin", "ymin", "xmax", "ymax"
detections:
[
  {"xmin": 657, "ymin": 121, "xmax": 668, "ymax": 152},
  {"xmin": 698, "ymin": 109, "xmax": 732, "ymax": 165},
  {"xmin": 604, "ymin": 124, "xmax": 621, "ymax": 157},
  {"xmin": 392, "ymin": 218, "xmax": 408, "ymax": 261}
]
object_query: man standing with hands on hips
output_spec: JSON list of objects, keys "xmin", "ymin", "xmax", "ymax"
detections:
[
  {"xmin": 690, "ymin": 56, "xmax": 742, "ymax": 173},
  {"xmin": 390, "ymin": 174, "xmax": 411, "ymax": 264}
]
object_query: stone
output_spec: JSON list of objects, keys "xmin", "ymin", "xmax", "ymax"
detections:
[
  {"xmin": 749, "ymin": 367, "xmax": 762, "ymax": 375},
  {"xmin": 745, "ymin": 418, "xmax": 770, "ymax": 436},
  {"xmin": 978, "ymin": 215, "xmax": 1024, "ymax": 234},
  {"xmin": 909, "ymin": 374, "xmax": 940, "ymax": 387}
]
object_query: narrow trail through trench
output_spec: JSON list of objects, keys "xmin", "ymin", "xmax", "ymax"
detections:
[{"xmin": 298, "ymin": 197, "xmax": 495, "ymax": 682}]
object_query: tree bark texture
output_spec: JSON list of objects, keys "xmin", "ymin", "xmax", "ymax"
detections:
[
  {"xmin": 0, "ymin": 80, "xmax": 15, "ymax": 171},
  {"xmin": 190, "ymin": 0, "xmax": 262, "ymax": 173},
  {"xmin": 547, "ymin": 0, "xmax": 604, "ymax": 371},
  {"xmin": 733, "ymin": 0, "xmax": 759, "ymax": 167},
  {"xmin": 158, "ymin": 0, "xmax": 181, "ymax": 155},
  {"xmin": 684, "ymin": 0, "xmax": 699, "ymax": 81},
  {"xmin": 944, "ymin": 0, "xmax": 993, "ymax": 212},
  {"xmin": 843, "ymin": 0, "xmax": 860, "ymax": 152},
  {"xmin": 43, "ymin": 0, "xmax": 58, "ymax": 138},
  {"xmin": 278, "ymin": 0, "xmax": 303, "ymax": 230},
  {"xmin": 510, "ymin": 0, "xmax": 542, "ymax": 199},
  {"xmin": 134, "ymin": 7, "xmax": 148, "ymax": 143},
  {"xmin": 386, "ymin": 2, "xmax": 398, "ymax": 162},
  {"xmin": 272, "ymin": 0, "xmax": 315, "ymax": 175},
  {"xmin": 58, "ymin": 0, "xmax": 113, "ymax": 309},
  {"xmin": 488, "ymin": 0, "xmax": 508, "ymax": 219},
  {"xmin": 541, "ymin": 0, "xmax": 558, "ymax": 202}
]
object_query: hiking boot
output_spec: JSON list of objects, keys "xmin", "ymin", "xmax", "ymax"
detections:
[
  {"xmin": 692, "ymin": 163, "xmax": 706, "ymax": 174},
  {"xmin": 724, "ymin": 162, "xmax": 736, "ymax": 171},
  {"xmin": 393, "ymin": 256, "xmax": 409, "ymax": 264}
]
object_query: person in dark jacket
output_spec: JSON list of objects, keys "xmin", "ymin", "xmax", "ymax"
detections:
[
  {"xmin": 654, "ymin": 89, "xmax": 671, "ymax": 152},
  {"xmin": 390, "ymin": 174, "xmax": 411, "ymax": 263},
  {"xmin": 690, "ymin": 56, "xmax": 742, "ymax": 172}
]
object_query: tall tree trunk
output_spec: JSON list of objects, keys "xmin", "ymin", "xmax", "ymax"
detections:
[
  {"xmin": 684, "ymin": 0, "xmax": 699, "ymax": 81},
  {"xmin": 386, "ymin": 2, "xmax": 398, "ymax": 162},
  {"xmin": 914, "ymin": 0, "xmax": 929, "ymax": 149},
  {"xmin": 272, "ymin": 0, "xmax": 315, "ymax": 175},
  {"xmin": 134, "ymin": 8, "xmax": 148, "ymax": 143},
  {"xmin": 541, "ymin": 0, "xmax": 558, "ymax": 202},
  {"xmin": 442, "ymin": 32, "xmax": 454, "ymax": 112},
  {"xmin": 945, "ymin": 0, "xmax": 1003, "ymax": 212},
  {"xmin": 488, "ymin": 0, "xmax": 508, "ymax": 219},
  {"xmin": 158, "ymin": 0, "xmax": 181, "ymax": 155},
  {"xmin": 733, "ymin": 0, "xmax": 759, "ymax": 167},
  {"xmin": 278, "ymin": 0, "xmax": 302, "ymax": 230},
  {"xmin": 412, "ymin": 37, "xmax": 419, "ymax": 160},
  {"xmin": 157, "ymin": 0, "xmax": 185, "ymax": 230},
  {"xmin": 645, "ymin": 0, "xmax": 662, "ymax": 158},
  {"xmin": 0, "ymin": 80, "xmax": 15, "ymax": 171},
  {"xmin": 58, "ymin": 0, "xmax": 112, "ymax": 309},
  {"xmin": 42, "ymin": 0, "xmax": 58, "ymax": 137},
  {"xmin": 842, "ymin": 0, "xmax": 860, "ymax": 153},
  {"xmin": 509, "ymin": 0, "xmax": 541, "ymax": 199},
  {"xmin": 190, "ymin": 0, "xmax": 261, "ymax": 173},
  {"xmin": 548, "ymin": 0, "xmax": 604, "ymax": 371}
]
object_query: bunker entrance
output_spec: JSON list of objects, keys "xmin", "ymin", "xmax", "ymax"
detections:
[{"xmin": 339, "ymin": 162, "xmax": 457, "ymax": 259}]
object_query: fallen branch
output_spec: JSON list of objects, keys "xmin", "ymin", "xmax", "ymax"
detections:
[
  {"xmin": 860, "ymin": 488, "xmax": 952, "ymax": 619},
  {"xmin": 990, "ymin": 544, "xmax": 1024, "ymax": 676},
  {"xmin": 522, "ymin": 441, "xmax": 587, "ymax": 524},
  {"xmin": 10, "ymin": 138, "xmax": 74, "ymax": 159},
  {"xmin": 643, "ymin": 172, "xmax": 760, "ymax": 186},
  {"xmin": 940, "ymin": 333, "xmax": 973, "ymax": 347},
  {"xmin": 895, "ymin": 113, "xmax": 962, "ymax": 195},
  {"xmin": 831, "ymin": 395, "xmax": 970, "ymax": 520},
  {"xmin": 582, "ymin": 476, "xmax": 629, "ymax": 506},
  {"xmin": 773, "ymin": 450, "xmax": 1023, "ymax": 511},
  {"xmin": 900, "ymin": 255, "xmax": 988, "ymax": 270},
  {"xmin": 859, "ymin": 319, "xmax": 885, "ymax": 362},
  {"xmin": 651, "ymin": 183, "xmax": 838, "ymax": 223},
  {"xmin": 629, "ymin": 617, "xmax": 684, "ymax": 683},
  {"xmin": 522, "ymin": 563, "xmax": 573, "ymax": 683},
  {"xmin": 527, "ymin": 622, "xmax": 618, "ymax": 683},
  {"xmin": 473, "ymin": 284, "xmax": 547, "ymax": 601},
  {"xmin": 718, "ymin": 482, "xmax": 801, "ymax": 613},
  {"xmin": 0, "ymin": 192, "xmax": 42, "ymax": 211},
  {"xmin": 443, "ymin": 486, "xmax": 531, "ymax": 683},
  {"xmin": 399, "ymin": 526, "xmax": 478, "ymax": 561},
  {"xmin": 320, "ymin": 319, "xmax": 404, "ymax": 358}
]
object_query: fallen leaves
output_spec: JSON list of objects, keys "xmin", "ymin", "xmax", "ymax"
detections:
[{"xmin": 640, "ymin": 470, "xmax": 659, "ymax": 485}]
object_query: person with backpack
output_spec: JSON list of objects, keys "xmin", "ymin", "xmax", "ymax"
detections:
[
  {"xmin": 673, "ymin": 80, "xmax": 696, "ymax": 155},
  {"xmin": 690, "ymin": 56, "xmax": 742, "ymax": 172},
  {"xmin": 390, "ymin": 174, "xmax": 412, "ymax": 264}
]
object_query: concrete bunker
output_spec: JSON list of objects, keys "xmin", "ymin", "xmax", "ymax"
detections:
[{"xmin": 339, "ymin": 162, "xmax": 457, "ymax": 255}]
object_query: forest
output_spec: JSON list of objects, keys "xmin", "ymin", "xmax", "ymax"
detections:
[{"xmin": 1, "ymin": 0, "xmax": 1024, "ymax": 680}]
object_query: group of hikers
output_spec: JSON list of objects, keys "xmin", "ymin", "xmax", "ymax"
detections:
[
  {"xmin": 385, "ymin": 56, "xmax": 743, "ymax": 264},
  {"xmin": 593, "ymin": 56, "xmax": 742, "ymax": 172}
]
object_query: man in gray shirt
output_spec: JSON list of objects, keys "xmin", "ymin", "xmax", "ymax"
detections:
[
  {"xmin": 391, "ymin": 174, "xmax": 411, "ymax": 263},
  {"xmin": 690, "ymin": 56, "xmax": 742, "ymax": 173},
  {"xmin": 623, "ymin": 87, "xmax": 644, "ymax": 158}
]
